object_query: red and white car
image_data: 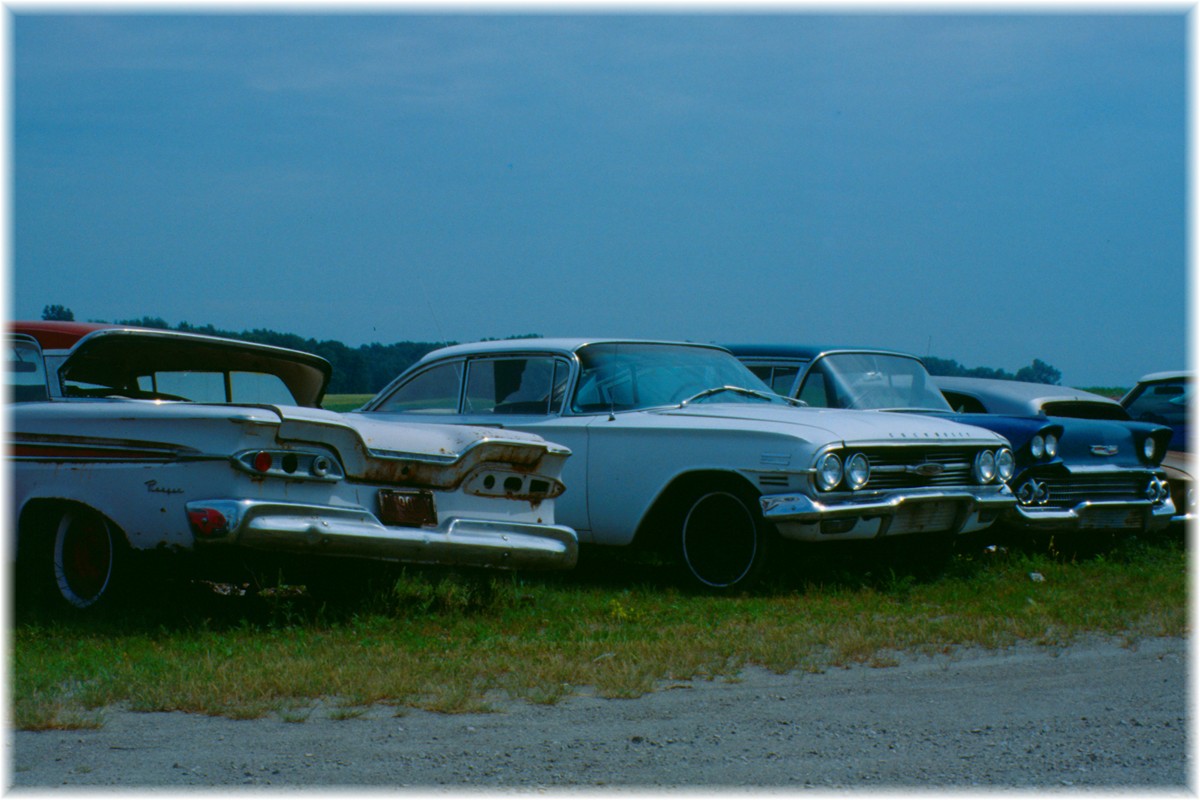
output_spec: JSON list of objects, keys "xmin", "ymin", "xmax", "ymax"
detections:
[{"xmin": 9, "ymin": 322, "xmax": 577, "ymax": 611}]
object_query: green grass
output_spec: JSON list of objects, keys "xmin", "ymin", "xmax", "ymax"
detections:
[
  {"xmin": 11, "ymin": 532, "xmax": 1187, "ymax": 730},
  {"xmin": 321, "ymin": 394, "xmax": 375, "ymax": 412}
]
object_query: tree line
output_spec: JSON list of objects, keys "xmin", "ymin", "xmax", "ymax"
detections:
[{"xmin": 41, "ymin": 304, "xmax": 1063, "ymax": 392}]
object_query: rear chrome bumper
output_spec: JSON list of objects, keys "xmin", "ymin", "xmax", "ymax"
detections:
[
  {"xmin": 1008, "ymin": 498, "xmax": 1175, "ymax": 532},
  {"xmin": 186, "ymin": 498, "xmax": 578, "ymax": 571},
  {"xmin": 759, "ymin": 486, "xmax": 1014, "ymax": 542}
]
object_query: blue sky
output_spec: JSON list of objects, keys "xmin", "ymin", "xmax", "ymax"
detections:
[{"xmin": 10, "ymin": 11, "xmax": 1188, "ymax": 386}]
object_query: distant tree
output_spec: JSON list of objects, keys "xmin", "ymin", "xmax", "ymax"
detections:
[
  {"xmin": 41, "ymin": 304, "xmax": 74, "ymax": 321},
  {"xmin": 114, "ymin": 316, "xmax": 170, "ymax": 329},
  {"xmin": 1014, "ymin": 358, "xmax": 1062, "ymax": 386}
]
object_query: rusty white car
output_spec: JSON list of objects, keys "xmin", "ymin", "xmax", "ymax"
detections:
[
  {"xmin": 9, "ymin": 322, "xmax": 578, "ymax": 611},
  {"xmin": 357, "ymin": 339, "xmax": 1017, "ymax": 591}
]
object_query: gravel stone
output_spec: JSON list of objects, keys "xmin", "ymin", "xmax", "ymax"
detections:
[{"xmin": 8, "ymin": 635, "xmax": 1188, "ymax": 788}]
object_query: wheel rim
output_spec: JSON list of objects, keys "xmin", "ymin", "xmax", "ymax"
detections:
[
  {"xmin": 681, "ymin": 491, "xmax": 758, "ymax": 588},
  {"xmin": 53, "ymin": 511, "xmax": 113, "ymax": 608}
]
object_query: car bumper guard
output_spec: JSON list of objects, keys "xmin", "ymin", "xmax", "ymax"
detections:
[
  {"xmin": 186, "ymin": 498, "xmax": 578, "ymax": 571},
  {"xmin": 1008, "ymin": 497, "xmax": 1176, "ymax": 532},
  {"xmin": 759, "ymin": 486, "xmax": 1015, "ymax": 542}
]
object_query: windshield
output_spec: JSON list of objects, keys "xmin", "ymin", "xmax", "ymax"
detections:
[
  {"xmin": 800, "ymin": 353, "xmax": 952, "ymax": 411},
  {"xmin": 571, "ymin": 343, "xmax": 782, "ymax": 413},
  {"xmin": 1124, "ymin": 378, "xmax": 1190, "ymax": 429}
]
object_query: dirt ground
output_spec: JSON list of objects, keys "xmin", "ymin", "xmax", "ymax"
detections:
[{"xmin": 7, "ymin": 634, "xmax": 1189, "ymax": 790}]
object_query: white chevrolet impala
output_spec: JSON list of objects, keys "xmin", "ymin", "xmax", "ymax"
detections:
[{"xmin": 360, "ymin": 338, "xmax": 1017, "ymax": 590}]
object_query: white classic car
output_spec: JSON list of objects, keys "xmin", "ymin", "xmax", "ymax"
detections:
[
  {"xmin": 9, "ymin": 322, "xmax": 578, "ymax": 611},
  {"xmin": 357, "ymin": 339, "xmax": 1017, "ymax": 590}
]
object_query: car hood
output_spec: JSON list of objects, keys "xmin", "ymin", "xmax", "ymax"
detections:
[{"xmin": 653, "ymin": 403, "xmax": 1007, "ymax": 446}]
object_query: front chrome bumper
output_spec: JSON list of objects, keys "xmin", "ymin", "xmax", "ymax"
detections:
[
  {"xmin": 186, "ymin": 498, "xmax": 578, "ymax": 571},
  {"xmin": 759, "ymin": 486, "xmax": 1014, "ymax": 542},
  {"xmin": 1007, "ymin": 498, "xmax": 1175, "ymax": 532}
]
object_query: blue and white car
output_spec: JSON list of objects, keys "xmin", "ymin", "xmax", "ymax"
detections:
[
  {"xmin": 359, "ymin": 338, "xmax": 1017, "ymax": 590},
  {"xmin": 728, "ymin": 344, "xmax": 1175, "ymax": 534}
]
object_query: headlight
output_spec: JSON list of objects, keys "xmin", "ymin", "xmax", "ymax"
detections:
[
  {"xmin": 846, "ymin": 452, "xmax": 870, "ymax": 490},
  {"xmin": 1143, "ymin": 438, "xmax": 1157, "ymax": 461},
  {"xmin": 1044, "ymin": 434, "xmax": 1058, "ymax": 458},
  {"xmin": 974, "ymin": 450, "xmax": 997, "ymax": 483},
  {"xmin": 816, "ymin": 452, "xmax": 843, "ymax": 491},
  {"xmin": 995, "ymin": 448, "xmax": 1016, "ymax": 482},
  {"xmin": 1030, "ymin": 435, "xmax": 1045, "ymax": 459}
]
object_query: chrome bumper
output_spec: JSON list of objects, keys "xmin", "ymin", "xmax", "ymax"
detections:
[
  {"xmin": 759, "ymin": 486, "xmax": 1014, "ymax": 542},
  {"xmin": 186, "ymin": 499, "xmax": 578, "ymax": 571},
  {"xmin": 1007, "ymin": 498, "xmax": 1175, "ymax": 532}
]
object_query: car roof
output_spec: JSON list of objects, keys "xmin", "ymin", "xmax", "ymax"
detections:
[
  {"xmin": 11, "ymin": 321, "xmax": 119, "ymax": 351},
  {"xmin": 1135, "ymin": 371, "xmax": 1192, "ymax": 384},
  {"xmin": 11, "ymin": 321, "xmax": 333, "ymax": 407},
  {"xmin": 422, "ymin": 337, "xmax": 730, "ymax": 360},
  {"xmin": 723, "ymin": 343, "xmax": 919, "ymax": 361},
  {"xmin": 933, "ymin": 375, "xmax": 1120, "ymax": 406}
]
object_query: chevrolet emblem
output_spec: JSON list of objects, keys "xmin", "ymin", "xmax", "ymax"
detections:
[
  {"xmin": 1090, "ymin": 445, "xmax": 1119, "ymax": 457},
  {"xmin": 911, "ymin": 463, "xmax": 945, "ymax": 477}
]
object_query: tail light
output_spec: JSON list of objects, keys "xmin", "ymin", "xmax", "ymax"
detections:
[{"xmin": 233, "ymin": 449, "xmax": 344, "ymax": 481}]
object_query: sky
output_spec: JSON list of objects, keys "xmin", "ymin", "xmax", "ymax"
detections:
[{"xmin": 8, "ymin": 9, "xmax": 1190, "ymax": 387}]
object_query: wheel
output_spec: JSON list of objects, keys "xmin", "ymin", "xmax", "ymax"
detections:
[
  {"xmin": 675, "ymin": 483, "xmax": 773, "ymax": 591},
  {"xmin": 43, "ymin": 507, "xmax": 123, "ymax": 611}
]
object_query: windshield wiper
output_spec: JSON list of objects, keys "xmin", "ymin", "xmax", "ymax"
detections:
[{"xmin": 677, "ymin": 385, "xmax": 805, "ymax": 408}]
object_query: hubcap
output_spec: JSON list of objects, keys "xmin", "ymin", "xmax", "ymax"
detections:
[{"xmin": 54, "ymin": 513, "xmax": 113, "ymax": 608}]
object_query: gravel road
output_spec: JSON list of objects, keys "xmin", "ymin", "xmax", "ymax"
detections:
[{"xmin": 9, "ymin": 635, "xmax": 1188, "ymax": 790}]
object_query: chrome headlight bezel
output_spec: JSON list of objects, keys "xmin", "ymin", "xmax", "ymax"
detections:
[
  {"xmin": 995, "ymin": 447, "xmax": 1016, "ymax": 482},
  {"xmin": 974, "ymin": 450, "xmax": 997, "ymax": 483},
  {"xmin": 816, "ymin": 452, "xmax": 843, "ymax": 491},
  {"xmin": 1030, "ymin": 435, "xmax": 1045, "ymax": 459},
  {"xmin": 845, "ymin": 452, "xmax": 870, "ymax": 490}
]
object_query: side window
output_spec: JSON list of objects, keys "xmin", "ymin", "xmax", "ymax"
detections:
[
  {"xmin": 747, "ymin": 365, "xmax": 772, "ymax": 383},
  {"xmin": 9, "ymin": 338, "xmax": 49, "ymax": 402},
  {"xmin": 373, "ymin": 361, "xmax": 464, "ymax": 414},
  {"xmin": 798, "ymin": 369, "xmax": 833, "ymax": 407},
  {"xmin": 466, "ymin": 357, "xmax": 565, "ymax": 415},
  {"xmin": 943, "ymin": 391, "xmax": 987, "ymax": 414},
  {"xmin": 768, "ymin": 367, "xmax": 800, "ymax": 396}
]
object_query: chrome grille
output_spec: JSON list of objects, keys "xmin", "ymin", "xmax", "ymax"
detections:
[
  {"xmin": 863, "ymin": 448, "xmax": 977, "ymax": 490},
  {"xmin": 1041, "ymin": 474, "xmax": 1148, "ymax": 508}
]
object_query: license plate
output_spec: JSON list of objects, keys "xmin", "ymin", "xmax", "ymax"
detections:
[
  {"xmin": 378, "ymin": 489, "xmax": 438, "ymax": 528},
  {"xmin": 1079, "ymin": 508, "xmax": 1143, "ymax": 530},
  {"xmin": 889, "ymin": 501, "xmax": 957, "ymax": 535}
]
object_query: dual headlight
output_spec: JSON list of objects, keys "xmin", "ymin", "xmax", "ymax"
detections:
[
  {"xmin": 974, "ymin": 448, "xmax": 1016, "ymax": 484},
  {"xmin": 1142, "ymin": 437, "xmax": 1158, "ymax": 462},
  {"xmin": 816, "ymin": 451, "xmax": 871, "ymax": 491},
  {"xmin": 1029, "ymin": 433, "xmax": 1059, "ymax": 459}
]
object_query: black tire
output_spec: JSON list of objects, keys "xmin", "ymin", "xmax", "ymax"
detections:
[
  {"xmin": 36, "ymin": 506, "xmax": 124, "ymax": 611},
  {"xmin": 674, "ymin": 482, "xmax": 774, "ymax": 591}
]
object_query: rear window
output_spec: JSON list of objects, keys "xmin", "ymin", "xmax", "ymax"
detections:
[
  {"xmin": 1040, "ymin": 401, "xmax": 1130, "ymax": 421},
  {"xmin": 136, "ymin": 371, "xmax": 295, "ymax": 404}
]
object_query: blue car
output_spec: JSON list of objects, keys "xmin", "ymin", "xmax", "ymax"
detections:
[{"xmin": 727, "ymin": 344, "xmax": 1175, "ymax": 534}]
